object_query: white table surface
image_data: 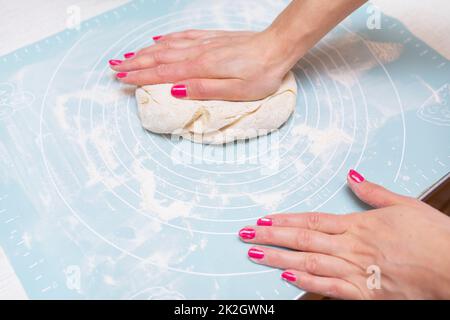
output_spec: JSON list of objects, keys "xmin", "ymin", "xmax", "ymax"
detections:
[{"xmin": 0, "ymin": 0, "xmax": 448, "ymax": 300}]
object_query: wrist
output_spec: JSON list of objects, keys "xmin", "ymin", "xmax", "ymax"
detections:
[
  {"xmin": 256, "ymin": 0, "xmax": 368, "ymax": 76},
  {"xmin": 255, "ymin": 28, "xmax": 309, "ymax": 76}
]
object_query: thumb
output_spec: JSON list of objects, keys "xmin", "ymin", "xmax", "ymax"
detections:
[
  {"xmin": 170, "ymin": 78, "xmax": 260, "ymax": 101},
  {"xmin": 347, "ymin": 169, "xmax": 413, "ymax": 208}
]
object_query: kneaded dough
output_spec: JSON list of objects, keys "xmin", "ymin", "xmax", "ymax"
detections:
[{"xmin": 136, "ymin": 71, "xmax": 297, "ymax": 144}]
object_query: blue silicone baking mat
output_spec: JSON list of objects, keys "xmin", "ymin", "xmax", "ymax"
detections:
[{"xmin": 0, "ymin": 0, "xmax": 449, "ymax": 299}]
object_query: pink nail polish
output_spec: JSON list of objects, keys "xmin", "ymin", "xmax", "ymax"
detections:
[
  {"xmin": 109, "ymin": 59, "xmax": 122, "ymax": 66},
  {"xmin": 171, "ymin": 84, "xmax": 187, "ymax": 98},
  {"xmin": 281, "ymin": 271, "xmax": 297, "ymax": 282},
  {"xmin": 257, "ymin": 217, "xmax": 272, "ymax": 226},
  {"xmin": 124, "ymin": 52, "xmax": 135, "ymax": 59},
  {"xmin": 116, "ymin": 72, "xmax": 128, "ymax": 79},
  {"xmin": 349, "ymin": 169, "xmax": 365, "ymax": 183},
  {"xmin": 153, "ymin": 35, "xmax": 163, "ymax": 41},
  {"xmin": 248, "ymin": 248, "xmax": 264, "ymax": 259},
  {"xmin": 239, "ymin": 228, "xmax": 255, "ymax": 240}
]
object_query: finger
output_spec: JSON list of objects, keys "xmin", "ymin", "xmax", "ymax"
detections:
[
  {"xmin": 170, "ymin": 78, "xmax": 262, "ymax": 101},
  {"xmin": 138, "ymin": 38, "xmax": 207, "ymax": 55},
  {"xmin": 347, "ymin": 169, "xmax": 415, "ymax": 208},
  {"xmin": 281, "ymin": 270, "xmax": 362, "ymax": 299},
  {"xmin": 115, "ymin": 61, "xmax": 205, "ymax": 86},
  {"xmin": 160, "ymin": 29, "xmax": 242, "ymax": 41},
  {"xmin": 247, "ymin": 246, "xmax": 361, "ymax": 278},
  {"xmin": 110, "ymin": 47, "xmax": 203, "ymax": 72},
  {"xmin": 144, "ymin": 30, "xmax": 255, "ymax": 55},
  {"xmin": 257, "ymin": 213, "xmax": 350, "ymax": 234},
  {"xmin": 159, "ymin": 29, "xmax": 217, "ymax": 40},
  {"xmin": 238, "ymin": 226, "xmax": 340, "ymax": 255}
]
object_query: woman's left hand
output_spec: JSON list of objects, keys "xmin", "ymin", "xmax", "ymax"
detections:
[
  {"xmin": 109, "ymin": 30, "xmax": 297, "ymax": 101},
  {"xmin": 239, "ymin": 169, "xmax": 450, "ymax": 299}
]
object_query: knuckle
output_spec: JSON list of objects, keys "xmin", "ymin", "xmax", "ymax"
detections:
[
  {"xmin": 190, "ymin": 80, "xmax": 208, "ymax": 97},
  {"xmin": 155, "ymin": 63, "xmax": 170, "ymax": 79},
  {"xmin": 298, "ymin": 275, "xmax": 311, "ymax": 288},
  {"xmin": 160, "ymin": 40, "xmax": 172, "ymax": 49},
  {"xmin": 263, "ymin": 250, "xmax": 278, "ymax": 265},
  {"xmin": 358, "ymin": 185, "xmax": 376, "ymax": 199},
  {"xmin": 348, "ymin": 236, "xmax": 382, "ymax": 265},
  {"xmin": 258, "ymin": 228, "xmax": 273, "ymax": 243},
  {"xmin": 307, "ymin": 213, "xmax": 321, "ymax": 231},
  {"xmin": 325, "ymin": 284, "xmax": 341, "ymax": 298},
  {"xmin": 276, "ymin": 216, "xmax": 287, "ymax": 226},
  {"xmin": 151, "ymin": 50, "xmax": 164, "ymax": 64},
  {"xmin": 296, "ymin": 230, "xmax": 312, "ymax": 250},
  {"xmin": 136, "ymin": 48, "xmax": 147, "ymax": 57},
  {"xmin": 348, "ymin": 236, "xmax": 368, "ymax": 255},
  {"xmin": 304, "ymin": 254, "xmax": 319, "ymax": 274},
  {"xmin": 139, "ymin": 55, "xmax": 156, "ymax": 68},
  {"xmin": 234, "ymin": 85, "xmax": 249, "ymax": 99}
]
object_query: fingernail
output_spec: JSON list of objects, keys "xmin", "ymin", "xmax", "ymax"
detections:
[
  {"xmin": 124, "ymin": 52, "xmax": 135, "ymax": 59},
  {"xmin": 171, "ymin": 84, "xmax": 187, "ymax": 98},
  {"xmin": 109, "ymin": 59, "xmax": 122, "ymax": 66},
  {"xmin": 239, "ymin": 227, "xmax": 255, "ymax": 240},
  {"xmin": 281, "ymin": 271, "xmax": 297, "ymax": 282},
  {"xmin": 349, "ymin": 169, "xmax": 365, "ymax": 183},
  {"xmin": 257, "ymin": 217, "xmax": 272, "ymax": 226},
  {"xmin": 248, "ymin": 248, "xmax": 264, "ymax": 260},
  {"xmin": 116, "ymin": 72, "xmax": 128, "ymax": 79},
  {"xmin": 153, "ymin": 35, "xmax": 163, "ymax": 41}
]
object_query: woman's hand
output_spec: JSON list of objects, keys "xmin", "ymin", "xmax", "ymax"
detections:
[
  {"xmin": 110, "ymin": 0, "xmax": 367, "ymax": 101},
  {"xmin": 239, "ymin": 169, "xmax": 450, "ymax": 299},
  {"xmin": 109, "ymin": 30, "xmax": 291, "ymax": 101}
]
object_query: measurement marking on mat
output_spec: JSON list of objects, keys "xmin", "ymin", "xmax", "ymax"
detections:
[
  {"xmin": 402, "ymin": 186, "xmax": 412, "ymax": 194},
  {"xmin": 41, "ymin": 286, "xmax": 51, "ymax": 293}
]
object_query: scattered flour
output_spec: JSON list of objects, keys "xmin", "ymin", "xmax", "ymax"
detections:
[
  {"xmin": 291, "ymin": 124, "xmax": 353, "ymax": 157},
  {"xmin": 132, "ymin": 160, "xmax": 193, "ymax": 222}
]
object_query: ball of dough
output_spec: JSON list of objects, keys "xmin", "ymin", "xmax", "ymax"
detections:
[{"xmin": 136, "ymin": 72, "xmax": 297, "ymax": 144}]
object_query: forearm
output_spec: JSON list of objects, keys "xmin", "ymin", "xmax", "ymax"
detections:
[{"xmin": 261, "ymin": 0, "xmax": 367, "ymax": 72}]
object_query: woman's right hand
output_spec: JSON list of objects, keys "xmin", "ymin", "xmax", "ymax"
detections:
[{"xmin": 239, "ymin": 170, "xmax": 450, "ymax": 299}]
